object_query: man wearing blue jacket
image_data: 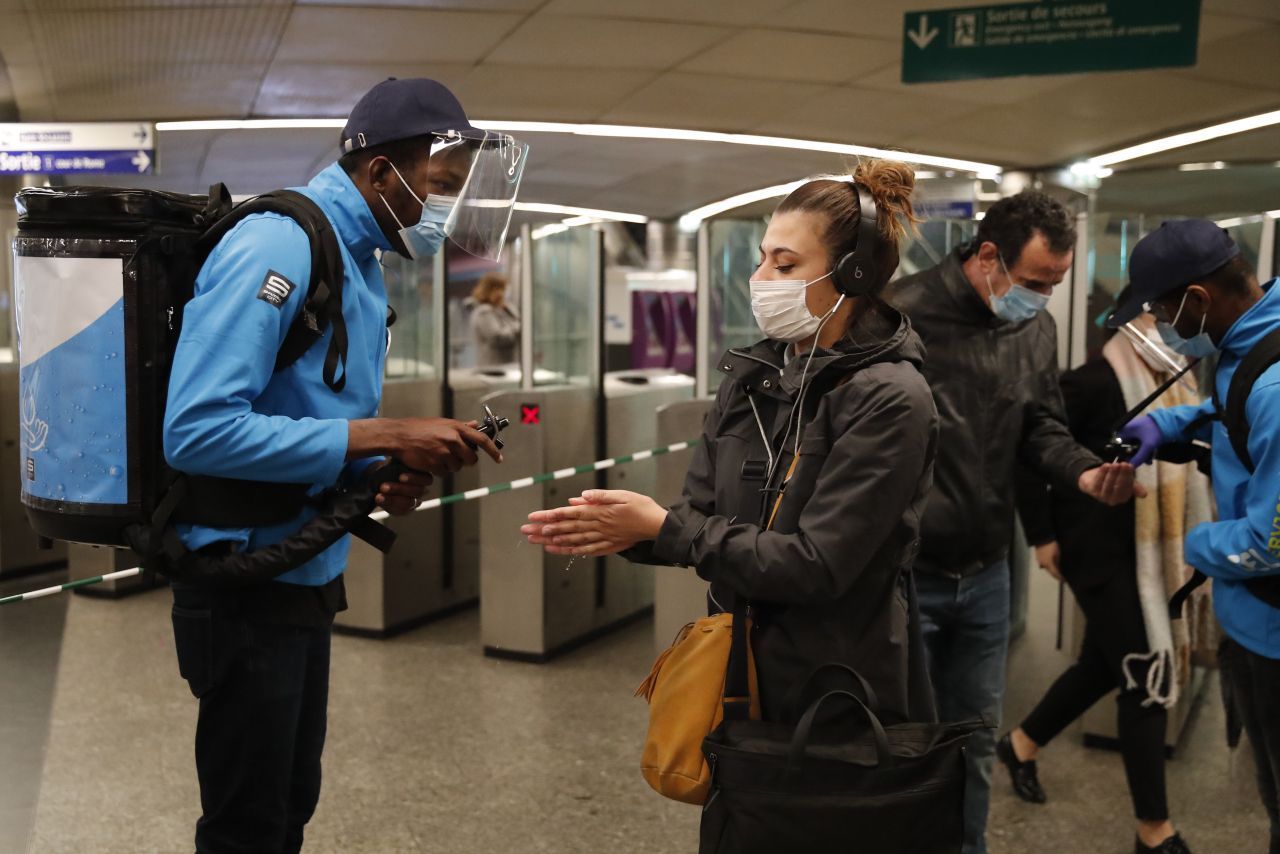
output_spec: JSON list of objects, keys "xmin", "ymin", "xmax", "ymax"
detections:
[
  {"xmin": 1111, "ymin": 219, "xmax": 1280, "ymax": 853},
  {"xmin": 165, "ymin": 78, "xmax": 523, "ymax": 853}
]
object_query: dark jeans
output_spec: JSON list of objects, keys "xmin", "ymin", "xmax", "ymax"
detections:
[
  {"xmin": 1020, "ymin": 566, "xmax": 1169, "ymax": 821},
  {"xmin": 1220, "ymin": 636, "xmax": 1280, "ymax": 854},
  {"xmin": 172, "ymin": 587, "xmax": 332, "ymax": 854},
  {"xmin": 917, "ymin": 559, "xmax": 1010, "ymax": 854}
]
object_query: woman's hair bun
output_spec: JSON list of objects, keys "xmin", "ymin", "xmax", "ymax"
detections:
[{"xmin": 852, "ymin": 158, "xmax": 920, "ymax": 245}]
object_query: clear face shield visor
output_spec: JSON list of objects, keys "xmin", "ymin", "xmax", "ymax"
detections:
[{"xmin": 423, "ymin": 130, "xmax": 528, "ymax": 261}]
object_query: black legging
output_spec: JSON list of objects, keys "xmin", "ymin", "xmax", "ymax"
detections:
[{"xmin": 1019, "ymin": 565, "xmax": 1169, "ymax": 822}]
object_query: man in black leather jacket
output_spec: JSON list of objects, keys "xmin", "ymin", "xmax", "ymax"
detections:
[{"xmin": 885, "ymin": 191, "xmax": 1141, "ymax": 854}]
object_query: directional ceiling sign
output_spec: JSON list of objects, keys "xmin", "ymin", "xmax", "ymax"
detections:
[
  {"xmin": 902, "ymin": 0, "xmax": 1200, "ymax": 84},
  {"xmin": 0, "ymin": 122, "xmax": 156, "ymax": 175}
]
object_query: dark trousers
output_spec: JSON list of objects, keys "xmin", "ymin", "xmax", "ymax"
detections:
[
  {"xmin": 1020, "ymin": 567, "xmax": 1168, "ymax": 821},
  {"xmin": 172, "ymin": 588, "xmax": 332, "ymax": 854},
  {"xmin": 1220, "ymin": 636, "xmax": 1280, "ymax": 854}
]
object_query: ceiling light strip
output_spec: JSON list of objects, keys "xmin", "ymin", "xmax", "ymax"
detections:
[
  {"xmin": 678, "ymin": 173, "xmax": 848, "ymax": 232},
  {"xmin": 155, "ymin": 118, "xmax": 999, "ymax": 175},
  {"xmin": 1088, "ymin": 109, "xmax": 1280, "ymax": 169},
  {"xmin": 514, "ymin": 202, "xmax": 646, "ymax": 223},
  {"xmin": 475, "ymin": 121, "xmax": 998, "ymax": 174},
  {"xmin": 156, "ymin": 119, "xmax": 346, "ymax": 131}
]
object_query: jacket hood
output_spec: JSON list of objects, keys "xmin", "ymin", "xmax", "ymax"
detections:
[
  {"xmin": 718, "ymin": 300, "xmax": 925, "ymax": 400},
  {"xmin": 1220, "ymin": 277, "xmax": 1280, "ymax": 358}
]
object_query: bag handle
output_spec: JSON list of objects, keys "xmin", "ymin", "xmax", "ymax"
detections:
[
  {"xmin": 787, "ymin": 689, "xmax": 893, "ymax": 773},
  {"xmin": 791, "ymin": 663, "xmax": 880, "ymax": 721},
  {"xmin": 722, "ymin": 593, "xmax": 752, "ymax": 721}
]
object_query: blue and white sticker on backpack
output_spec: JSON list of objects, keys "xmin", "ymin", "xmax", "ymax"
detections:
[{"xmin": 14, "ymin": 254, "xmax": 128, "ymax": 506}]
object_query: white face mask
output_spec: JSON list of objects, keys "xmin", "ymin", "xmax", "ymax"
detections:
[{"xmin": 749, "ymin": 271, "xmax": 833, "ymax": 342}]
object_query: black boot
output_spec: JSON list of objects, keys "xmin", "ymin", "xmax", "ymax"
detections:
[
  {"xmin": 996, "ymin": 732, "xmax": 1047, "ymax": 804},
  {"xmin": 1135, "ymin": 832, "xmax": 1191, "ymax": 853}
]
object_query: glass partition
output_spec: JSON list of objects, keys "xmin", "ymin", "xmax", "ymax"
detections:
[
  {"xmin": 1221, "ymin": 216, "xmax": 1267, "ymax": 272},
  {"xmin": 530, "ymin": 224, "xmax": 598, "ymax": 387},
  {"xmin": 703, "ymin": 218, "xmax": 767, "ymax": 394},
  {"xmin": 381, "ymin": 251, "xmax": 439, "ymax": 382},
  {"xmin": 897, "ymin": 218, "xmax": 977, "ymax": 280}
]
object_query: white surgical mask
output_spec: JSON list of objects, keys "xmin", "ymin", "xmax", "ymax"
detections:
[{"xmin": 749, "ymin": 271, "xmax": 833, "ymax": 342}]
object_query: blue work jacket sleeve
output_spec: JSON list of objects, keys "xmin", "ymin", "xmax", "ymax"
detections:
[
  {"xmin": 1186, "ymin": 379, "xmax": 1280, "ymax": 579},
  {"xmin": 163, "ymin": 214, "xmax": 349, "ymax": 485},
  {"xmin": 1150, "ymin": 398, "xmax": 1216, "ymax": 444}
]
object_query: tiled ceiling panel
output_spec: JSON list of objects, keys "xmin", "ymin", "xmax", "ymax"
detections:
[
  {"xmin": 1202, "ymin": 0, "xmax": 1280, "ymax": 22},
  {"xmin": 486, "ymin": 16, "xmax": 731, "ymax": 70},
  {"xmin": 776, "ymin": 0, "xmax": 975, "ymax": 41},
  {"xmin": 1178, "ymin": 26, "xmax": 1280, "ymax": 92},
  {"xmin": 298, "ymin": 0, "xmax": 545, "ymax": 9},
  {"xmin": 601, "ymin": 73, "xmax": 831, "ymax": 131},
  {"xmin": 0, "ymin": 3, "xmax": 290, "ymax": 119},
  {"xmin": 748, "ymin": 84, "xmax": 982, "ymax": 146},
  {"xmin": 0, "ymin": 0, "xmax": 1276, "ymax": 216},
  {"xmin": 677, "ymin": 29, "xmax": 899, "ymax": 84},
  {"xmin": 542, "ymin": 0, "xmax": 793, "ymax": 26},
  {"xmin": 274, "ymin": 7, "xmax": 523, "ymax": 63},
  {"xmin": 254, "ymin": 62, "xmax": 474, "ymax": 116},
  {"xmin": 450, "ymin": 66, "xmax": 654, "ymax": 122}
]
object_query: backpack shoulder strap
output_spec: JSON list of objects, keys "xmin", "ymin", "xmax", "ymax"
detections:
[
  {"xmin": 1224, "ymin": 328, "xmax": 1280, "ymax": 473},
  {"xmin": 199, "ymin": 187, "xmax": 348, "ymax": 393}
]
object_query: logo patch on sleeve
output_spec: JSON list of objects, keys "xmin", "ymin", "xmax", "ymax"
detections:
[{"xmin": 257, "ymin": 271, "xmax": 296, "ymax": 308}]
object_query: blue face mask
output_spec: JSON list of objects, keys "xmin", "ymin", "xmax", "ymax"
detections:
[
  {"xmin": 380, "ymin": 160, "xmax": 456, "ymax": 259},
  {"xmin": 987, "ymin": 254, "xmax": 1049, "ymax": 323},
  {"xmin": 1156, "ymin": 290, "xmax": 1216, "ymax": 358}
]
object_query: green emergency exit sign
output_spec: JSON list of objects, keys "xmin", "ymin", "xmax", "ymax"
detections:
[{"xmin": 902, "ymin": 0, "xmax": 1200, "ymax": 83}]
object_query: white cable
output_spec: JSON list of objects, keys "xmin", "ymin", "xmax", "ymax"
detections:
[
  {"xmin": 791, "ymin": 295, "xmax": 846, "ymax": 463},
  {"xmin": 748, "ymin": 394, "xmax": 774, "ymax": 476}
]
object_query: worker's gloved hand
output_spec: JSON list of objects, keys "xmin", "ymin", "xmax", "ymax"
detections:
[{"xmin": 1116, "ymin": 414, "xmax": 1162, "ymax": 467}]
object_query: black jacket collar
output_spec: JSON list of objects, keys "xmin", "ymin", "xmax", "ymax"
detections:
[{"xmin": 717, "ymin": 302, "xmax": 924, "ymax": 401}]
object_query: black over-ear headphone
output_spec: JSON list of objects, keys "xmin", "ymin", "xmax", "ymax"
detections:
[{"xmin": 831, "ymin": 183, "xmax": 880, "ymax": 298}]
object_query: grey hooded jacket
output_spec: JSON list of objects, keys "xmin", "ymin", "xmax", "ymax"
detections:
[
  {"xmin": 637, "ymin": 304, "xmax": 938, "ymax": 724},
  {"xmin": 884, "ymin": 247, "xmax": 1100, "ymax": 576}
]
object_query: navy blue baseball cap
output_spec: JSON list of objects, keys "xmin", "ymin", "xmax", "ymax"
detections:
[
  {"xmin": 341, "ymin": 77, "xmax": 478, "ymax": 154},
  {"xmin": 1105, "ymin": 218, "xmax": 1241, "ymax": 328}
]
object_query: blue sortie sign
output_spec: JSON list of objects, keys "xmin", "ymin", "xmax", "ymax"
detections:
[{"xmin": 0, "ymin": 123, "xmax": 156, "ymax": 175}]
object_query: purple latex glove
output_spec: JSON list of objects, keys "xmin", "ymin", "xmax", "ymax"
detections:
[{"xmin": 1116, "ymin": 414, "xmax": 1162, "ymax": 467}]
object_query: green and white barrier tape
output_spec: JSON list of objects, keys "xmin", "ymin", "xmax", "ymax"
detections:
[
  {"xmin": 368, "ymin": 438, "xmax": 698, "ymax": 522},
  {"xmin": 0, "ymin": 438, "xmax": 700, "ymax": 606},
  {"xmin": 0, "ymin": 568, "xmax": 145, "ymax": 606}
]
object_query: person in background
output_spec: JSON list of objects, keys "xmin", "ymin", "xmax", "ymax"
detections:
[
  {"xmin": 1002, "ymin": 295, "xmax": 1212, "ymax": 854},
  {"xmin": 470, "ymin": 272, "xmax": 520, "ymax": 365},
  {"xmin": 1110, "ymin": 220, "xmax": 1280, "ymax": 854},
  {"xmin": 884, "ymin": 191, "xmax": 1142, "ymax": 854}
]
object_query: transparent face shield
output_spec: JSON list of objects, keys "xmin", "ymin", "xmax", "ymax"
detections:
[{"xmin": 424, "ymin": 130, "xmax": 528, "ymax": 261}]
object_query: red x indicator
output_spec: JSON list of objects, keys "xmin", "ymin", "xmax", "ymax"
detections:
[{"xmin": 521, "ymin": 404, "xmax": 540, "ymax": 425}]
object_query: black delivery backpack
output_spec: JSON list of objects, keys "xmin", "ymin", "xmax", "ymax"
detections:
[
  {"xmin": 9, "ymin": 184, "xmax": 399, "ymax": 583},
  {"xmin": 699, "ymin": 592, "xmax": 982, "ymax": 854}
]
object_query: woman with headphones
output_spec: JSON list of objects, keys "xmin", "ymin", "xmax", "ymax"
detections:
[{"xmin": 523, "ymin": 159, "xmax": 937, "ymax": 725}]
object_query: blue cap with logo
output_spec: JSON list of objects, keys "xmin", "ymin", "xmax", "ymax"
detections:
[
  {"xmin": 1105, "ymin": 218, "xmax": 1241, "ymax": 328},
  {"xmin": 341, "ymin": 78, "xmax": 477, "ymax": 154}
]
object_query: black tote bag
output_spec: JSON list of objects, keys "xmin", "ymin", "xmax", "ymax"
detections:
[{"xmin": 699, "ymin": 578, "xmax": 982, "ymax": 854}]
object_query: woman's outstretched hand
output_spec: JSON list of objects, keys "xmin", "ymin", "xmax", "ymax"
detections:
[{"xmin": 522, "ymin": 489, "xmax": 668, "ymax": 556}]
